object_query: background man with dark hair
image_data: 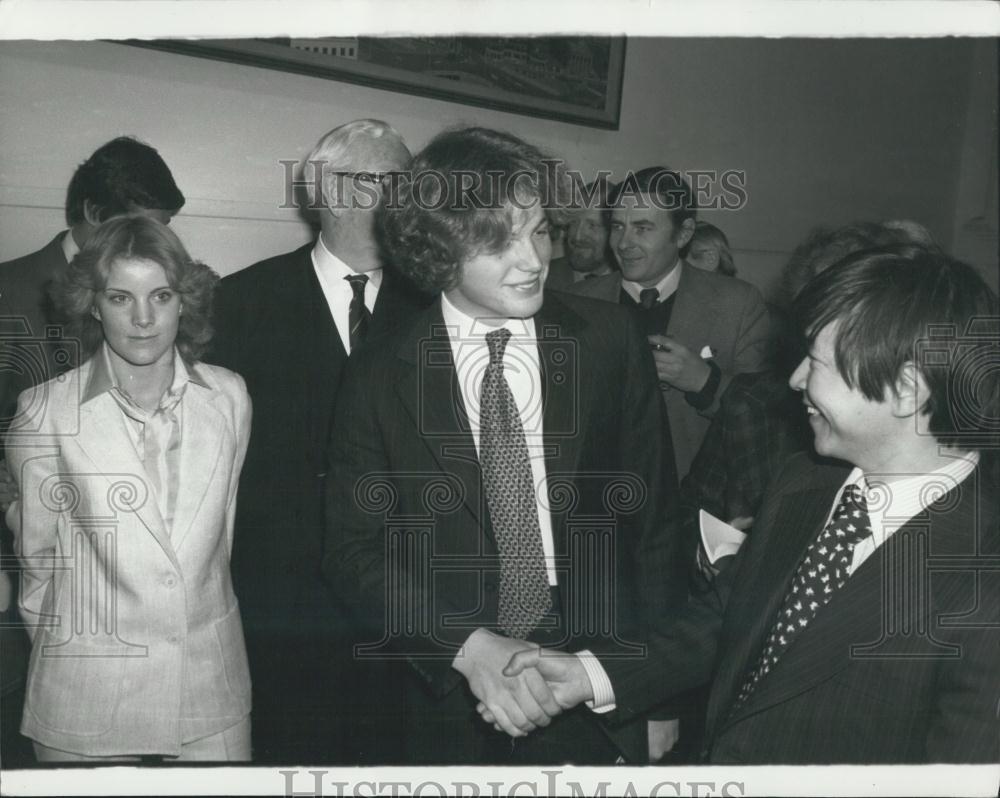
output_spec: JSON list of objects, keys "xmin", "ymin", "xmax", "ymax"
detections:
[
  {"xmin": 503, "ymin": 245, "xmax": 1000, "ymax": 764},
  {"xmin": 1, "ymin": 135, "xmax": 184, "ymax": 418},
  {"xmin": 545, "ymin": 177, "xmax": 618, "ymax": 290},
  {"xmin": 0, "ymin": 135, "xmax": 183, "ymax": 767},
  {"xmin": 565, "ymin": 166, "xmax": 771, "ymax": 478},
  {"xmin": 324, "ymin": 126, "xmax": 685, "ymax": 764},
  {"xmin": 209, "ymin": 119, "xmax": 429, "ymax": 764}
]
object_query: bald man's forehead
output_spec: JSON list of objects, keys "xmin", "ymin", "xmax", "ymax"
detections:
[{"xmin": 353, "ymin": 136, "xmax": 410, "ymax": 172}]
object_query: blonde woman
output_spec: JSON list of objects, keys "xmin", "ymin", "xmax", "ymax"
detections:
[{"xmin": 5, "ymin": 216, "xmax": 252, "ymax": 762}]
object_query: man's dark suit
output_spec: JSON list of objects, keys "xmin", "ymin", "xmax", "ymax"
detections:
[
  {"xmin": 543, "ymin": 256, "xmax": 577, "ymax": 290},
  {"xmin": 565, "ymin": 263, "xmax": 771, "ymax": 478},
  {"xmin": 1, "ymin": 234, "xmax": 73, "ymax": 423},
  {"xmin": 1, "ymin": 233, "xmax": 74, "ymax": 767},
  {"xmin": 323, "ymin": 291, "xmax": 686, "ymax": 764},
  {"xmin": 603, "ymin": 450, "xmax": 1000, "ymax": 763},
  {"xmin": 209, "ymin": 242, "xmax": 430, "ymax": 764}
]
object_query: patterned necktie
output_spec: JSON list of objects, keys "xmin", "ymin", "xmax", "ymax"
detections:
[
  {"xmin": 344, "ymin": 273, "xmax": 371, "ymax": 351},
  {"xmin": 639, "ymin": 287, "xmax": 659, "ymax": 310},
  {"xmin": 479, "ymin": 328, "xmax": 552, "ymax": 639},
  {"xmin": 735, "ymin": 484, "xmax": 873, "ymax": 706}
]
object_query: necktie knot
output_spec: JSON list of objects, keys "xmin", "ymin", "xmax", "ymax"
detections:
[
  {"xmin": 833, "ymin": 484, "xmax": 872, "ymax": 546},
  {"xmin": 345, "ymin": 273, "xmax": 368, "ymax": 301},
  {"xmin": 344, "ymin": 274, "xmax": 371, "ymax": 350},
  {"xmin": 639, "ymin": 288, "xmax": 659, "ymax": 310},
  {"xmin": 485, "ymin": 328, "xmax": 512, "ymax": 369}
]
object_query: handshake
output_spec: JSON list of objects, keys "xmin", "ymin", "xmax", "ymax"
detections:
[{"xmin": 452, "ymin": 628, "xmax": 593, "ymax": 738}]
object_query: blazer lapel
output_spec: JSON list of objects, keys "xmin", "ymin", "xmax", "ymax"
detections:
[
  {"xmin": 170, "ymin": 383, "xmax": 225, "ymax": 552},
  {"xmin": 709, "ymin": 478, "xmax": 836, "ymax": 732},
  {"xmin": 716, "ymin": 466, "xmax": 984, "ymax": 732},
  {"xmin": 535, "ymin": 294, "xmax": 589, "ymax": 508},
  {"xmin": 76, "ymin": 396, "xmax": 180, "ymax": 571},
  {"xmin": 666, "ymin": 263, "xmax": 718, "ymax": 344},
  {"xmin": 393, "ymin": 303, "xmax": 484, "ymax": 529}
]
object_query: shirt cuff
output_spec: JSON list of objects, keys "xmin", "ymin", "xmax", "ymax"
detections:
[{"xmin": 577, "ymin": 649, "xmax": 616, "ymax": 713}]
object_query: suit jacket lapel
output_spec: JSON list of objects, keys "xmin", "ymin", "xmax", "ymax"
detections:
[
  {"xmin": 715, "ymin": 465, "xmax": 983, "ymax": 733},
  {"xmin": 393, "ymin": 302, "xmax": 484, "ymax": 529},
  {"xmin": 666, "ymin": 263, "xmax": 716, "ymax": 342},
  {"xmin": 709, "ymin": 477, "xmax": 836, "ymax": 732},
  {"xmin": 303, "ymin": 257, "xmax": 347, "ymax": 451},
  {"xmin": 76, "ymin": 395, "xmax": 180, "ymax": 571},
  {"xmin": 371, "ymin": 269, "xmax": 422, "ymax": 337},
  {"xmin": 535, "ymin": 294, "xmax": 589, "ymax": 516},
  {"xmin": 170, "ymin": 383, "xmax": 225, "ymax": 552}
]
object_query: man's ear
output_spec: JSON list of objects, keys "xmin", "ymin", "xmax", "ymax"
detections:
[
  {"xmin": 891, "ymin": 361, "xmax": 929, "ymax": 419},
  {"xmin": 321, "ymin": 171, "xmax": 344, "ymax": 219},
  {"xmin": 82, "ymin": 200, "xmax": 104, "ymax": 227},
  {"xmin": 675, "ymin": 217, "xmax": 696, "ymax": 249}
]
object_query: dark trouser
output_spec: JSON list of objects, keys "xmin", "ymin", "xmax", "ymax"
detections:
[
  {"xmin": 1, "ymin": 683, "xmax": 33, "ymax": 768},
  {"xmin": 244, "ymin": 627, "xmax": 403, "ymax": 765}
]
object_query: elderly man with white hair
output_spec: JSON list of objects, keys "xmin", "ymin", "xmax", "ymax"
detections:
[{"xmin": 209, "ymin": 119, "xmax": 430, "ymax": 764}]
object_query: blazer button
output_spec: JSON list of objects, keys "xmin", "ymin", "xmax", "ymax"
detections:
[
  {"xmin": 164, "ymin": 576, "xmax": 176, "ymax": 588},
  {"xmin": 167, "ymin": 635, "xmax": 180, "ymax": 645}
]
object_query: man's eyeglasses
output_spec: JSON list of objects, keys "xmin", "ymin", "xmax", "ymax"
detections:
[{"xmin": 328, "ymin": 171, "xmax": 402, "ymax": 188}]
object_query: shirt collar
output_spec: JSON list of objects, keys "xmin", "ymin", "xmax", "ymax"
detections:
[
  {"xmin": 83, "ymin": 343, "xmax": 208, "ymax": 405},
  {"xmin": 439, "ymin": 291, "xmax": 536, "ymax": 345},
  {"xmin": 847, "ymin": 451, "xmax": 980, "ymax": 534},
  {"xmin": 312, "ymin": 235, "xmax": 383, "ymax": 290},
  {"xmin": 61, "ymin": 229, "xmax": 80, "ymax": 264},
  {"xmin": 621, "ymin": 259, "xmax": 683, "ymax": 304}
]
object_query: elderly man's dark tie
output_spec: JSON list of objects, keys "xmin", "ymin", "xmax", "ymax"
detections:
[
  {"xmin": 734, "ymin": 484, "xmax": 873, "ymax": 708},
  {"xmin": 479, "ymin": 328, "xmax": 552, "ymax": 639},
  {"xmin": 344, "ymin": 274, "xmax": 371, "ymax": 351},
  {"xmin": 639, "ymin": 287, "xmax": 659, "ymax": 309}
]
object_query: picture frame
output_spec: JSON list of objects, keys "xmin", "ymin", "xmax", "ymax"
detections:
[{"xmin": 127, "ymin": 37, "xmax": 627, "ymax": 130}]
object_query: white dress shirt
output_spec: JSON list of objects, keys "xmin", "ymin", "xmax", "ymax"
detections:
[
  {"xmin": 440, "ymin": 293, "xmax": 558, "ymax": 585},
  {"xmin": 84, "ymin": 344, "xmax": 208, "ymax": 533},
  {"xmin": 620, "ymin": 258, "xmax": 683, "ymax": 304},
  {"xmin": 584, "ymin": 450, "xmax": 981, "ymax": 712},
  {"xmin": 311, "ymin": 236, "xmax": 381, "ymax": 354}
]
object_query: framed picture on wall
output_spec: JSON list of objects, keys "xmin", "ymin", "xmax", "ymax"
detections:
[{"xmin": 126, "ymin": 37, "xmax": 627, "ymax": 130}]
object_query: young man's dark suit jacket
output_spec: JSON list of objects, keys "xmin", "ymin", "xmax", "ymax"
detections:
[
  {"xmin": 0, "ymin": 233, "xmax": 75, "ymax": 767},
  {"xmin": 323, "ymin": 291, "xmax": 686, "ymax": 764},
  {"xmin": 602, "ymin": 450, "xmax": 1000, "ymax": 763},
  {"xmin": 209, "ymin": 242, "xmax": 430, "ymax": 763}
]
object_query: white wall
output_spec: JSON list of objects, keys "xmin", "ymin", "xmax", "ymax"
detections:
[{"xmin": 1, "ymin": 37, "xmax": 993, "ymax": 298}]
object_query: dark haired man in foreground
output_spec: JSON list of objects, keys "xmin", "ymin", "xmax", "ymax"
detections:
[
  {"xmin": 323, "ymin": 127, "xmax": 685, "ymax": 764},
  {"xmin": 502, "ymin": 246, "xmax": 999, "ymax": 763}
]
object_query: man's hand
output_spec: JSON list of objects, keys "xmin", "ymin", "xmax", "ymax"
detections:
[
  {"xmin": 452, "ymin": 628, "xmax": 561, "ymax": 738},
  {"xmin": 478, "ymin": 646, "xmax": 594, "ymax": 735},
  {"xmin": 648, "ymin": 718, "xmax": 680, "ymax": 762},
  {"xmin": 505, "ymin": 647, "xmax": 593, "ymax": 710},
  {"xmin": 648, "ymin": 335, "xmax": 710, "ymax": 393}
]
